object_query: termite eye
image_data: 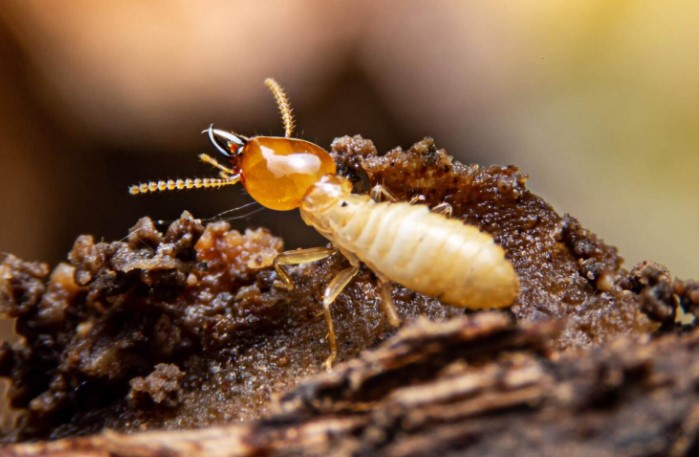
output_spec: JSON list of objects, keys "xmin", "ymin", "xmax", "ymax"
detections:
[{"xmin": 241, "ymin": 137, "xmax": 336, "ymax": 211}]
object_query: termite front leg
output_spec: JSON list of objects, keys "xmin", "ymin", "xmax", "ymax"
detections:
[
  {"xmin": 273, "ymin": 247, "xmax": 336, "ymax": 289},
  {"xmin": 321, "ymin": 261, "xmax": 360, "ymax": 371}
]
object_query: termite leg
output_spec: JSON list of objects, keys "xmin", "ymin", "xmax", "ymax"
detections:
[
  {"xmin": 408, "ymin": 194, "xmax": 426, "ymax": 205},
  {"xmin": 431, "ymin": 202, "xmax": 453, "ymax": 217},
  {"xmin": 377, "ymin": 276, "xmax": 401, "ymax": 327},
  {"xmin": 273, "ymin": 247, "xmax": 336, "ymax": 289},
  {"xmin": 321, "ymin": 262, "xmax": 360, "ymax": 371},
  {"xmin": 370, "ymin": 184, "xmax": 397, "ymax": 202}
]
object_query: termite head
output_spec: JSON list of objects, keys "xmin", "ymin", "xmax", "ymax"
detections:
[
  {"xmin": 207, "ymin": 127, "xmax": 336, "ymax": 211},
  {"xmin": 129, "ymin": 79, "xmax": 336, "ymax": 211},
  {"xmin": 205, "ymin": 79, "xmax": 338, "ymax": 211}
]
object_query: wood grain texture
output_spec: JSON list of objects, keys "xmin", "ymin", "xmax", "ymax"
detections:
[{"xmin": 4, "ymin": 313, "xmax": 698, "ymax": 457}]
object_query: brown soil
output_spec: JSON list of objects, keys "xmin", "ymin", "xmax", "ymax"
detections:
[{"xmin": 0, "ymin": 136, "xmax": 695, "ymax": 443}]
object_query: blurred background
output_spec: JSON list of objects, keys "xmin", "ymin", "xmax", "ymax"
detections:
[{"xmin": 0, "ymin": 0, "xmax": 697, "ymax": 279}]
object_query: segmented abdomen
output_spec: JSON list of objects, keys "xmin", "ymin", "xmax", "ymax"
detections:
[{"xmin": 315, "ymin": 196, "xmax": 519, "ymax": 309}]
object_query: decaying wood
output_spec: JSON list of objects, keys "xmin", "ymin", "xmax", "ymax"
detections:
[
  {"xmin": 2, "ymin": 136, "xmax": 697, "ymax": 452},
  {"xmin": 4, "ymin": 313, "xmax": 698, "ymax": 457},
  {"xmin": 1, "ymin": 137, "xmax": 672, "ymax": 442}
]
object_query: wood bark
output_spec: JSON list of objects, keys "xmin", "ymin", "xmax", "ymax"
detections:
[{"xmin": 4, "ymin": 313, "xmax": 698, "ymax": 457}]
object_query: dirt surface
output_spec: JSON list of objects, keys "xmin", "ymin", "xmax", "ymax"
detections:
[
  {"xmin": 0, "ymin": 136, "xmax": 694, "ymax": 442},
  {"xmin": 4, "ymin": 314, "xmax": 699, "ymax": 457}
]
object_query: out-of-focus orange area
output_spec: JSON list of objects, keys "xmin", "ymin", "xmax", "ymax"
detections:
[{"xmin": 0, "ymin": 0, "xmax": 696, "ymax": 280}]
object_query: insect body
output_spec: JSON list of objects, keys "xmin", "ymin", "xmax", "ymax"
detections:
[
  {"xmin": 130, "ymin": 79, "xmax": 519, "ymax": 370},
  {"xmin": 301, "ymin": 177, "xmax": 518, "ymax": 309}
]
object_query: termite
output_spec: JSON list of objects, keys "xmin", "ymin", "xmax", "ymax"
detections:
[{"xmin": 130, "ymin": 78, "xmax": 519, "ymax": 370}]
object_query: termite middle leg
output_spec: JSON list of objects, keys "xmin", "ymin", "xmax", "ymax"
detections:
[{"xmin": 321, "ymin": 262, "xmax": 360, "ymax": 371}]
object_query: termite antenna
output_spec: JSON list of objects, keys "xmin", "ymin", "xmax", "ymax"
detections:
[
  {"xmin": 204, "ymin": 124, "xmax": 246, "ymax": 157},
  {"xmin": 129, "ymin": 176, "xmax": 240, "ymax": 196},
  {"xmin": 264, "ymin": 78, "xmax": 295, "ymax": 138}
]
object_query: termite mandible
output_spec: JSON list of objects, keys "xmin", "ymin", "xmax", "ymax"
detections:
[{"xmin": 130, "ymin": 78, "xmax": 520, "ymax": 370}]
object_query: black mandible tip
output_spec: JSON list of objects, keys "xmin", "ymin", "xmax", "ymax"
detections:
[{"xmin": 203, "ymin": 124, "xmax": 245, "ymax": 157}]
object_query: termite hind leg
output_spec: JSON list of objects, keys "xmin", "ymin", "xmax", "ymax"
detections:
[
  {"xmin": 321, "ymin": 264, "xmax": 361, "ymax": 371},
  {"xmin": 378, "ymin": 278, "xmax": 401, "ymax": 327},
  {"xmin": 273, "ymin": 247, "xmax": 336, "ymax": 289},
  {"xmin": 431, "ymin": 202, "xmax": 453, "ymax": 217},
  {"xmin": 370, "ymin": 184, "xmax": 397, "ymax": 202}
]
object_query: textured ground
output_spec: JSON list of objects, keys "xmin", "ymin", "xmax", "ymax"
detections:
[{"xmin": 0, "ymin": 136, "xmax": 696, "ymax": 444}]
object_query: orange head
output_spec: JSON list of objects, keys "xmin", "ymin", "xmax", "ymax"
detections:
[
  {"xmin": 207, "ymin": 128, "xmax": 336, "ymax": 211},
  {"xmin": 128, "ymin": 79, "xmax": 337, "ymax": 208}
]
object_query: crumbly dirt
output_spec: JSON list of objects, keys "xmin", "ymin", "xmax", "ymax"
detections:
[
  {"xmin": 4, "ymin": 314, "xmax": 699, "ymax": 457},
  {"xmin": 0, "ymin": 136, "xmax": 693, "ymax": 442}
]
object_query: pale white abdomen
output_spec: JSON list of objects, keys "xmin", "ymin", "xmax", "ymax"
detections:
[{"xmin": 302, "ymin": 195, "xmax": 519, "ymax": 309}]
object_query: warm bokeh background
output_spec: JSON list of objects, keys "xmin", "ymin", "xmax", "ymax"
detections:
[{"xmin": 0, "ymin": 1, "xmax": 697, "ymax": 280}]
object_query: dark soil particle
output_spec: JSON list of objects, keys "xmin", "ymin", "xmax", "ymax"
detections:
[
  {"xmin": 0, "ymin": 136, "xmax": 693, "ymax": 442},
  {"xmin": 128, "ymin": 363, "xmax": 184, "ymax": 408}
]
